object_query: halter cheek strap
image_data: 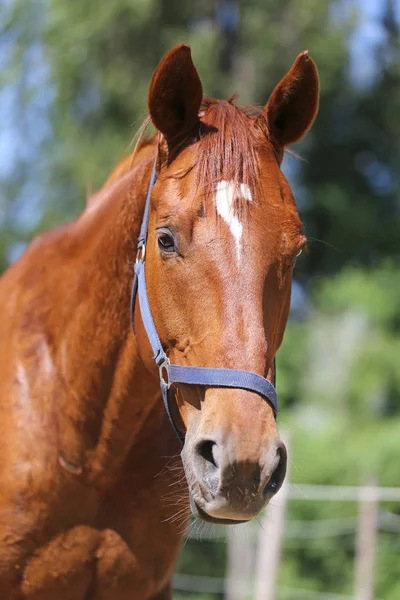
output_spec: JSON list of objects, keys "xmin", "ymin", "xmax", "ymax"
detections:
[{"xmin": 130, "ymin": 157, "xmax": 278, "ymax": 443}]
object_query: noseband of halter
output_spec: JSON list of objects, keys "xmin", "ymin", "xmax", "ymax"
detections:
[{"xmin": 130, "ymin": 157, "xmax": 278, "ymax": 443}]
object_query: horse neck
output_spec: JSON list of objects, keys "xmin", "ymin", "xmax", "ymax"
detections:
[{"xmin": 56, "ymin": 146, "xmax": 166, "ymax": 485}]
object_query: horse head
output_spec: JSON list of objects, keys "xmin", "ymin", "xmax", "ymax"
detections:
[{"xmin": 134, "ymin": 44, "xmax": 319, "ymax": 524}]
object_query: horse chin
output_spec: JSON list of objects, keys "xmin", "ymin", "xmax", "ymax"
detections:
[{"xmin": 189, "ymin": 495, "xmax": 250, "ymax": 526}]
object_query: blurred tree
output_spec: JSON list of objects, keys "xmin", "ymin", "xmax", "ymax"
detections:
[
  {"xmin": 297, "ymin": 0, "xmax": 400, "ymax": 278},
  {"xmin": 0, "ymin": 1, "xmax": 399, "ymax": 598}
]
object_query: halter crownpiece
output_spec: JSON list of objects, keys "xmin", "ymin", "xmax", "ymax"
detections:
[{"xmin": 130, "ymin": 156, "xmax": 279, "ymax": 442}]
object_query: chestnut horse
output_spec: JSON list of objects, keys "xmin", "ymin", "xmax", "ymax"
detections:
[{"xmin": 0, "ymin": 44, "xmax": 319, "ymax": 599}]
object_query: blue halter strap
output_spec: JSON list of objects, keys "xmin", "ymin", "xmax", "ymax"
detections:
[{"xmin": 130, "ymin": 157, "xmax": 278, "ymax": 443}]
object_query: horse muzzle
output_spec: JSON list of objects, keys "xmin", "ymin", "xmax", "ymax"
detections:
[{"xmin": 183, "ymin": 434, "xmax": 287, "ymax": 524}]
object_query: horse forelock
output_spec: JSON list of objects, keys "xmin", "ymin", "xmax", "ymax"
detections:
[{"xmin": 195, "ymin": 98, "xmax": 265, "ymax": 192}]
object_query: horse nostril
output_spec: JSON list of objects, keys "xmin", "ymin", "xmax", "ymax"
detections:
[
  {"xmin": 263, "ymin": 444, "xmax": 287, "ymax": 499},
  {"xmin": 196, "ymin": 440, "xmax": 220, "ymax": 469},
  {"xmin": 194, "ymin": 439, "xmax": 221, "ymax": 497}
]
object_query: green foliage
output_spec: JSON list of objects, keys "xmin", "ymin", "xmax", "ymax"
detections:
[
  {"xmin": 1, "ymin": 0, "xmax": 399, "ymax": 598},
  {"xmin": 278, "ymin": 262, "xmax": 400, "ymax": 421}
]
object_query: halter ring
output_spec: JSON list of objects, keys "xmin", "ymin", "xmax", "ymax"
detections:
[
  {"xmin": 135, "ymin": 243, "xmax": 146, "ymax": 264},
  {"xmin": 158, "ymin": 356, "xmax": 171, "ymax": 389}
]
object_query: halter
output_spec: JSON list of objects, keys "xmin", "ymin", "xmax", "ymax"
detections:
[{"xmin": 130, "ymin": 157, "xmax": 278, "ymax": 442}]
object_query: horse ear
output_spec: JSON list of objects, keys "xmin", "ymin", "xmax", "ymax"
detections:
[
  {"xmin": 148, "ymin": 44, "xmax": 203, "ymax": 146},
  {"xmin": 264, "ymin": 51, "xmax": 319, "ymax": 147}
]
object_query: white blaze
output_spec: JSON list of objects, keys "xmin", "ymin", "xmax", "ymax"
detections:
[{"xmin": 214, "ymin": 180, "xmax": 253, "ymax": 263}]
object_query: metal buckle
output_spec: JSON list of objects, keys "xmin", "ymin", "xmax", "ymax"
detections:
[
  {"xmin": 158, "ymin": 356, "xmax": 171, "ymax": 389},
  {"xmin": 135, "ymin": 242, "xmax": 146, "ymax": 264}
]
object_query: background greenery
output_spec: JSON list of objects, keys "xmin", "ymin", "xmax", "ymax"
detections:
[{"xmin": 1, "ymin": 0, "xmax": 399, "ymax": 598}]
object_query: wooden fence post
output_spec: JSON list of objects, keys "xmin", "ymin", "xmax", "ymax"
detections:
[
  {"xmin": 254, "ymin": 431, "xmax": 290, "ymax": 600},
  {"xmin": 225, "ymin": 524, "xmax": 254, "ymax": 600},
  {"xmin": 354, "ymin": 476, "xmax": 379, "ymax": 600}
]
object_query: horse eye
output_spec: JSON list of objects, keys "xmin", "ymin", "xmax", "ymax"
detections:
[{"xmin": 157, "ymin": 232, "xmax": 177, "ymax": 254}]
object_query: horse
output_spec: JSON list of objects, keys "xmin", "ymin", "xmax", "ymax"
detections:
[{"xmin": 0, "ymin": 43, "xmax": 319, "ymax": 599}]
